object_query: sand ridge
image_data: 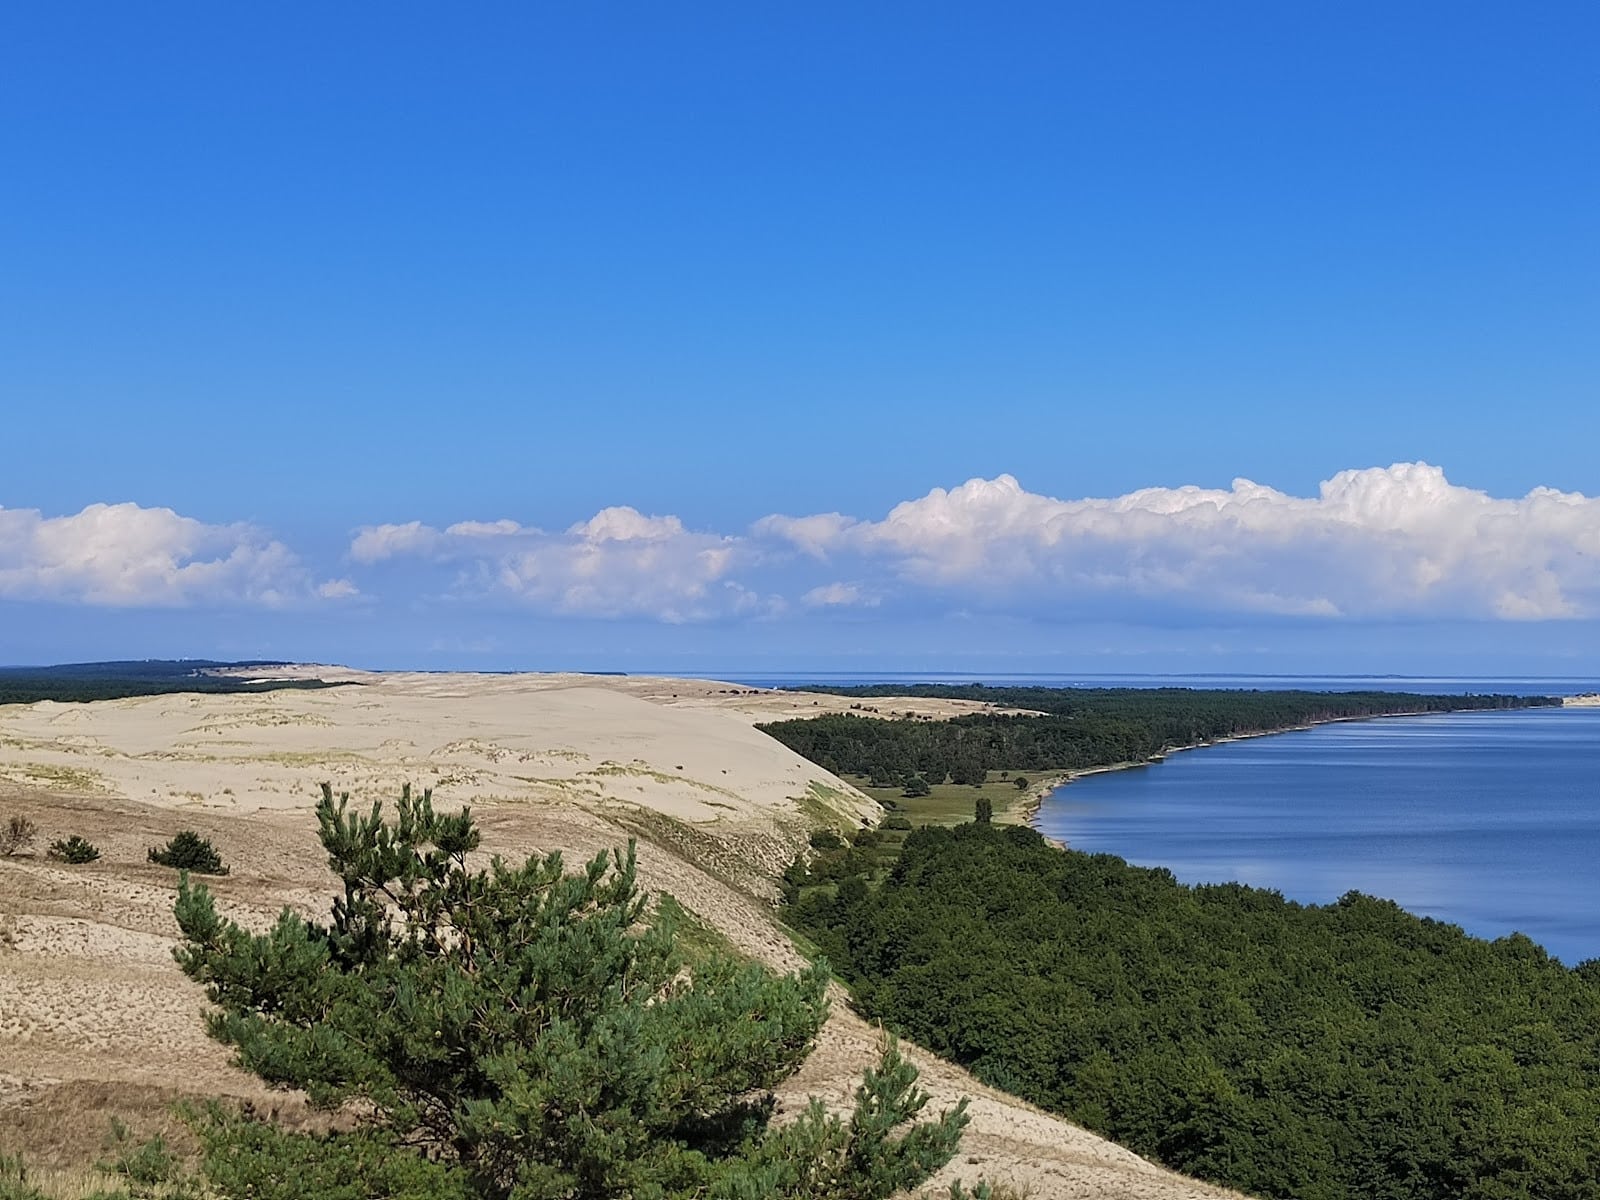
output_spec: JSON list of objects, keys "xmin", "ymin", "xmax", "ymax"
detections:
[
  {"xmin": 0, "ymin": 670, "xmax": 879, "ymax": 830},
  {"xmin": 217, "ymin": 664, "xmax": 1046, "ymax": 724}
]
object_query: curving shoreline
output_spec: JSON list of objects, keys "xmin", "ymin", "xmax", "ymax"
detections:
[{"xmin": 1016, "ymin": 699, "xmax": 1584, "ymax": 836}]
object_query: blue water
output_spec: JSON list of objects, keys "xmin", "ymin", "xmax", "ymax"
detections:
[{"xmin": 1034, "ymin": 705, "xmax": 1600, "ymax": 963}]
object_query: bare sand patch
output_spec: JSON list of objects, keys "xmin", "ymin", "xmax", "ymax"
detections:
[{"xmin": 218, "ymin": 664, "xmax": 1044, "ymax": 724}]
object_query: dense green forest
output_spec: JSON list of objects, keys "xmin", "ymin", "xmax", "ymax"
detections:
[
  {"xmin": 786, "ymin": 823, "xmax": 1600, "ymax": 1200},
  {"xmin": 0, "ymin": 660, "xmax": 338, "ymax": 705},
  {"xmin": 761, "ymin": 687, "xmax": 1553, "ymax": 787}
]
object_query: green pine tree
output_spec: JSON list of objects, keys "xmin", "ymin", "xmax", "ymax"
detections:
[{"xmin": 172, "ymin": 783, "xmax": 972, "ymax": 1199}]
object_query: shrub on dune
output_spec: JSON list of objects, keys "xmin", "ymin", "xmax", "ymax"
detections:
[
  {"xmin": 48, "ymin": 835, "xmax": 101, "ymax": 864},
  {"xmin": 149, "ymin": 830, "xmax": 228, "ymax": 875},
  {"xmin": 168, "ymin": 782, "xmax": 980, "ymax": 1199}
]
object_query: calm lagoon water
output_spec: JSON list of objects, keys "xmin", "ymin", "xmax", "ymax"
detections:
[{"xmin": 1034, "ymin": 705, "xmax": 1600, "ymax": 963}]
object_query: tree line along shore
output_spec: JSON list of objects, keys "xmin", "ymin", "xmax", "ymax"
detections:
[
  {"xmin": 759, "ymin": 683, "xmax": 1555, "ymax": 806},
  {"xmin": 765, "ymin": 684, "xmax": 1596, "ymax": 1200}
]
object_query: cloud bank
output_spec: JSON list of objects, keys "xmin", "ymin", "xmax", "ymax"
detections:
[
  {"xmin": 10, "ymin": 465, "xmax": 1598, "ymax": 625},
  {"xmin": 758, "ymin": 463, "xmax": 1600, "ymax": 621},
  {"xmin": 0, "ymin": 502, "xmax": 353, "ymax": 607},
  {"xmin": 353, "ymin": 464, "xmax": 1600, "ymax": 624}
]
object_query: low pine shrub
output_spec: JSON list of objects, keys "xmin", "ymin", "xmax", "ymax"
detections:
[
  {"xmin": 148, "ymin": 830, "xmax": 228, "ymax": 875},
  {"xmin": 49, "ymin": 835, "xmax": 101, "ymax": 864},
  {"xmin": 165, "ymin": 783, "xmax": 977, "ymax": 1198}
]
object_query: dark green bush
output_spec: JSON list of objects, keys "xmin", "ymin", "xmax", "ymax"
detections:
[
  {"xmin": 808, "ymin": 828, "xmax": 845, "ymax": 851},
  {"xmin": 148, "ymin": 830, "xmax": 228, "ymax": 875},
  {"xmin": 883, "ymin": 816, "xmax": 913, "ymax": 831},
  {"xmin": 49, "ymin": 835, "xmax": 101, "ymax": 864}
]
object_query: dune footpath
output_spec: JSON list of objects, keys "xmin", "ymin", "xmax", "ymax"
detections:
[{"xmin": 0, "ymin": 668, "xmax": 1238, "ymax": 1199}]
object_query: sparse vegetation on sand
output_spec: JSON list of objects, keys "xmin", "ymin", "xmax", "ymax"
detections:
[
  {"xmin": 0, "ymin": 673, "xmax": 1238, "ymax": 1198},
  {"xmin": 1, "ymin": 815, "xmax": 37, "ymax": 857},
  {"xmin": 0, "ymin": 1152, "xmax": 43, "ymax": 1200}
]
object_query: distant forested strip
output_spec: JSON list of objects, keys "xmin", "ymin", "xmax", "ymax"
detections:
[
  {"xmin": 0, "ymin": 660, "xmax": 340, "ymax": 706},
  {"xmin": 760, "ymin": 688, "xmax": 1554, "ymax": 786},
  {"xmin": 786, "ymin": 823, "xmax": 1600, "ymax": 1200},
  {"xmin": 785, "ymin": 682, "xmax": 1552, "ymax": 718}
]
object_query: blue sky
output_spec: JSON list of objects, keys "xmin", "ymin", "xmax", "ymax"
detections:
[{"xmin": 3, "ymin": 4, "xmax": 1598, "ymax": 674}]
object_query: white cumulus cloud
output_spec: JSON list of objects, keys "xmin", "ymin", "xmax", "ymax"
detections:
[
  {"xmin": 350, "ymin": 520, "xmax": 448, "ymax": 564},
  {"xmin": 350, "ymin": 506, "xmax": 766, "ymax": 621},
  {"xmin": 751, "ymin": 512, "xmax": 858, "ymax": 558},
  {"xmin": 0, "ymin": 502, "xmax": 348, "ymax": 608},
  {"xmin": 757, "ymin": 464, "xmax": 1600, "ymax": 621},
  {"xmin": 350, "ymin": 464, "xmax": 1600, "ymax": 625}
]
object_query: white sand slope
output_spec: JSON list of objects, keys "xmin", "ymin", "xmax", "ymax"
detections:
[{"xmin": 0, "ymin": 670, "xmax": 877, "ymax": 832}]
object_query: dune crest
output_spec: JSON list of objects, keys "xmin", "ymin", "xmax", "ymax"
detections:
[{"xmin": 1, "ymin": 669, "xmax": 876, "ymax": 849}]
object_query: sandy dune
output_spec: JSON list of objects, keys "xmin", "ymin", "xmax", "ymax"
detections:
[
  {"xmin": 0, "ymin": 671, "xmax": 889, "ymax": 893},
  {"xmin": 218, "ymin": 664, "xmax": 1045, "ymax": 724},
  {"xmin": 0, "ymin": 669, "xmax": 1237, "ymax": 1199}
]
